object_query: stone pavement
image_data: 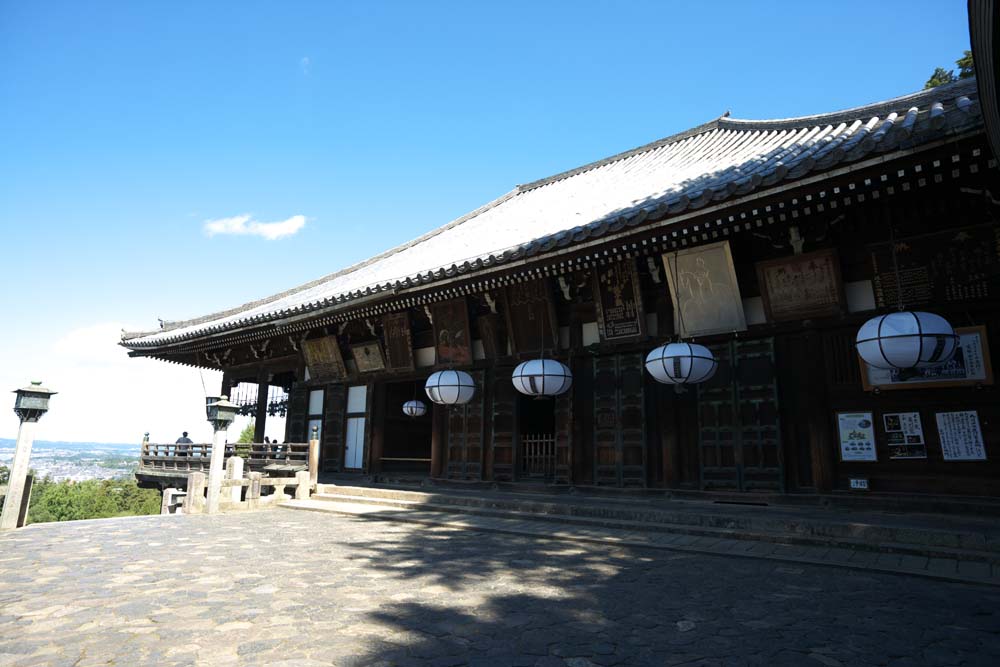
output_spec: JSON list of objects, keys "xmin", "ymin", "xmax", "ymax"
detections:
[{"xmin": 1, "ymin": 510, "xmax": 999, "ymax": 667}]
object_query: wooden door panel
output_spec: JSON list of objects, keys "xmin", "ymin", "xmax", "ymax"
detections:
[{"xmin": 446, "ymin": 370, "xmax": 484, "ymax": 480}]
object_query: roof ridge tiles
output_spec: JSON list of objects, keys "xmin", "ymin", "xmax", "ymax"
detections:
[{"xmin": 123, "ymin": 78, "xmax": 985, "ymax": 350}]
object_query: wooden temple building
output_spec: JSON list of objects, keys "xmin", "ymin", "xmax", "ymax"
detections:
[{"xmin": 125, "ymin": 74, "xmax": 1000, "ymax": 499}]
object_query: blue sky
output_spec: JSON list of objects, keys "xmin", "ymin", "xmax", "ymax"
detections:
[{"xmin": 0, "ymin": 1, "xmax": 972, "ymax": 442}]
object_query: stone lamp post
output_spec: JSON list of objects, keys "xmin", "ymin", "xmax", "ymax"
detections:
[
  {"xmin": 204, "ymin": 395, "xmax": 238, "ymax": 514},
  {"xmin": 1, "ymin": 382, "xmax": 56, "ymax": 531}
]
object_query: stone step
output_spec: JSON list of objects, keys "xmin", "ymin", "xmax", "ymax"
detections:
[
  {"xmin": 280, "ymin": 497, "xmax": 1000, "ymax": 587},
  {"xmin": 312, "ymin": 483, "xmax": 1000, "ymax": 559}
]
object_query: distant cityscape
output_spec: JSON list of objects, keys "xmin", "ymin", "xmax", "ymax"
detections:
[{"xmin": 0, "ymin": 440, "xmax": 139, "ymax": 482}]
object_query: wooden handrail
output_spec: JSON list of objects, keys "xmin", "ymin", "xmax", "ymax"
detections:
[{"xmin": 138, "ymin": 442, "xmax": 312, "ymax": 475}]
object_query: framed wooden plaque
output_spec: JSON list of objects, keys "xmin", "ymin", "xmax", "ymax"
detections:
[
  {"xmin": 381, "ymin": 312, "xmax": 414, "ymax": 371},
  {"xmin": 351, "ymin": 341, "xmax": 386, "ymax": 373},
  {"xmin": 504, "ymin": 279, "xmax": 557, "ymax": 354},
  {"xmin": 663, "ymin": 241, "xmax": 746, "ymax": 337},
  {"xmin": 477, "ymin": 313, "xmax": 506, "ymax": 359},
  {"xmin": 302, "ymin": 336, "xmax": 347, "ymax": 381},
  {"xmin": 755, "ymin": 248, "xmax": 844, "ymax": 322},
  {"xmin": 860, "ymin": 325, "xmax": 994, "ymax": 391},
  {"xmin": 592, "ymin": 258, "xmax": 646, "ymax": 342},
  {"xmin": 432, "ymin": 297, "xmax": 472, "ymax": 365}
]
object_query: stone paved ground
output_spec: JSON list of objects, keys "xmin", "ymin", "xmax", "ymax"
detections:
[{"xmin": 1, "ymin": 510, "xmax": 998, "ymax": 667}]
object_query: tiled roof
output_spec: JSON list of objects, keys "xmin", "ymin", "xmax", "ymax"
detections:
[{"xmin": 123, "ymin": 78, "xmax": 983, "ymax": 349}]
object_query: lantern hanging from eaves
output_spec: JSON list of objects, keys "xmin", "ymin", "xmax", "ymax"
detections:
[
  {"xmin": 643, "ymin": 251, "xmax": 718, "ymax": 387},
  {"xmin": 644, "ymin": 341, "xmax": 718, "ymax": 385},
  {"xmin": 854, "ymin": 224, "xmax": 958, "ymax": 373},
  {"xmin": 512, "ymin": 358, "xmax": 573, "ymax": 397},
  {"xmin": 855, "ymin": 311, "xmax": 958, "ymax": 370},
  {"xmin": 424, "ymin": 369, "xmax": 476, "ymax": 406},
  {"xmin": 402, "ymin": 399, "xmax": 427, "ymax": 418}
]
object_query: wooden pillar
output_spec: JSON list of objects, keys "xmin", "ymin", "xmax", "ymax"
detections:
[
  {"xmin": 430, "ymin": 403, "xmax": 445, "ymax": 478},
  {"xmin": 253, "ymin": 372, "xmax": 270, "ymax": 443},
  {"xmin": 370, "ymin": 383, "xmax": 386, "ymax": 474},
  {"xmin": 808, "ymin": 335, "xmax": 835, "ymax": 493},
  {"xmin": 660, "ymin": 387, "xmax": 681, "ymax": 488}
]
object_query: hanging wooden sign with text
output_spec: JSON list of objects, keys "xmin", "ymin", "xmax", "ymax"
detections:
[
  {"xmin": 504, "ymin": 279, "xmax": 557, "ymax": 354},
  {"xmin": 351, "ymin": 342, "xmax": 386, "ymax": 373},
  {"xmin": 755, "ymin": 248, "xmax": 844, "ymax": 322},
  {"xmin": 593, "ymin": 259, "xmax": 646, "ymax": 341},
  {"xmin": 477, "ymin": 313, "xmax": 506, "ymax": 359},
  {"xmin": 381, "ymin": 312, "xmax": 414, "ymax": 371},
  {"xmin": 663, "ymin": 241, "xmax": 746, "ymax": 338},
  {"xmin": 302, "ymin": 336, "xmax": 347, "ymax": 381},
  {"xmin": 432, "ymin": 297, "xmax": 472, "ymax": 365},
  {"xmin": 869, "ymin": 223, "xmax": 1000, "ymax": 308}
]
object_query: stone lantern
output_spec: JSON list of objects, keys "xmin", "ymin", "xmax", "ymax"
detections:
[
  {"xmin": 204, "ymin": 395, "xmax": 238, "ymax": 514},
  {"xmin": 1, "ymin": 382, "xmax": 57, "ymax": 531}
]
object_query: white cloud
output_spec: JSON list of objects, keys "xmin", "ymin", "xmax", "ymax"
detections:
[
  {"xmin": 0, "ymin": 323, "xmax": 222, "ymax": 445},
  {"xmin": 300, "ymin": 56, "xmax": 311, "ymax": 75},
  {"xmin": 203, "ymin": 214, "xmax": 306, "ymax": 241}
]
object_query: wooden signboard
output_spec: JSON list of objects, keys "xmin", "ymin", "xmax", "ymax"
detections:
[
  {"xmin": 302, "ymin": 336, "xmax": 347, "ymax": 381},
  {"xmin": 432, "ymin": 297, "xmax": 472, "ymax": 365},
  {"xmin": 870, "ymin": 223, "xmax": 1000, "ymax": 309},
  {"xmin": 593, "ymin": 259, "xmax": 645, "ymax": 341},
  {"xmin": 860, "ymin": 325, "xmax": 994, "ymax": 391},
  {"xmin": 381, "ymin": 312, "xmax": 414, "ymax": 371},
  {"xmin": 755, "ymin": 248, "xmax": 844, "ymax": 322},
  {"xmin": 504, "ymin": 279, "xmax": 557, "ymax": 354},
  {"xmin": 351, "ymin": 342, "xmax": 386, "ymax": 373},
  {"xmin": 477, "ymin": 313, "xmax": 506, "ymax": 359},
  {"xmin": 663, "ymin": 241, "xmax": 746, "ymax": 338}
]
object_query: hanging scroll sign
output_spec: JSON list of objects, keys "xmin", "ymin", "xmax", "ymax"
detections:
[
  {"xmin": 593, "ymin": 259, "xmax": 645, "ymax": 341},
  {"xmin": 432, "ymin": 297, "xmax": 473, "ymax": 365},
  {"xmin": 382, "ymin": 312, "xmax": 415, "ymax": 371}
]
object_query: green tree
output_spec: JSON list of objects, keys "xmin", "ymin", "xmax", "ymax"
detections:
[
  {"xmin": 925, "ymin": 51, "xmax": 975, "ymax": 89},
  {"xmin": 957, "ymin": 50, "xmax": 975, "ymax": 79},
  {"xmin": 0, "ymin": 464, "xmax": 8, "ymax": 485},
  {"xmin": 26, "ymin": 477, "xmax": 161, "ymax": 524},
  {"xmin": 925, "ymin": 66, "xmax": 956, "ymax": 89},
  {"xmin": 237, "ymin": 420, "xmax": 255, "ymax": 443}
]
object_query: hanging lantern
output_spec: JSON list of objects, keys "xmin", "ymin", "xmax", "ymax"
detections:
[
  {"xmin": 512, "ymin": 359, "xmax": 573, "ymax": 397},
  {"xmin": 424, "ymin": 370, "xmax": 476, "ymax": 405},
  {"xmin": 402, "ymin": 399, "xmax": 427, "ymax": 417},
  {"xmin": 855, "ymin": 311, "xmax": 958, "ymax": 370},
  {"xmin": 644, "ymin": 342, "xmax": 718, "ymax": 385}
]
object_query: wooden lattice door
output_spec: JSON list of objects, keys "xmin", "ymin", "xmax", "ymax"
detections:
[
  {"xmin": 491, "ymin": 367, "xmax": 516, "ymax": 482},
  {"xmin": 446, "ymin": 370, "xmax": 484, "ymax": 480},
  {"xmin": 553, "ymin": 387, "xmax": 573, "ymax": 485},
  {"xmin": 593, "ymin": 353, "xmax": 646, "ymax": 487},
  {"xmin": 698, "ymin": 338, "xmax": 783, "ymax": 492}
]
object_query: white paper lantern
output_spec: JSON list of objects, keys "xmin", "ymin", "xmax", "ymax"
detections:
[
  {"xmin": 512, "ymin": 359, "xmax": 573, "ymax": 397},
  {"xmin": 424, "ymin": 370, "xmax": 476, "ymax": 405},
  {"xmin": 855, "ymin": 311, "xmax": 958, "ymax": 370},
  {"xmin": 402, "ymin": 399, "xmax": 427, "ymax": 417},
  {"xmin": 644, "ymin": 342, "xmax": 718, "ymax": 385}
]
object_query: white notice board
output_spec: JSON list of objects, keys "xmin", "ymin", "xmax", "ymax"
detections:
[
  {"xmin": 936, "ymin": 411, "xmax": 987, "ymax": 461},
  {"xmin": 837, "ymin": 411, "xmax": 877, "ymax": 462}
]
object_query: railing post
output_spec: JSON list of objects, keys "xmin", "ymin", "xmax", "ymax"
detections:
[
  {"xmin": 182, "ymin": 472, "xmax": 206, "ymax": 514},
  {"xmin": 295, "ymin": 470, "xmax": 310, "ymax": 500},
  {"xmin": 309, "ymin": 426, "xmax": 320, "ymax": 489},
  {"xmin": 247, "ymin": 472, "xmax": 262, "ymax": 510},
  {"xmin": 226, "ymin": 456, "xmax": 245, "ymax": 504}
]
